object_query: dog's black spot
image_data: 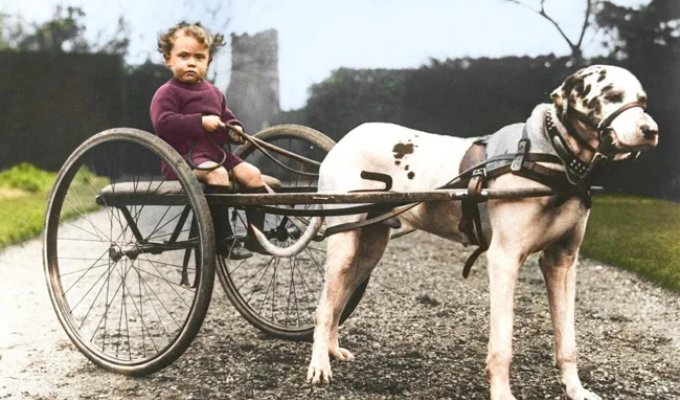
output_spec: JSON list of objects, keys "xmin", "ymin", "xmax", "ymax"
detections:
[
  {"xmin": 395, "ymin": 160, "xmax": 401, "ymax": 166},
  {"xmin": 581, "ymin": 70, "xmax": 596, "ymax": 79},
  {"xmin": 637, "ymin": 93, "xmax": 648, "ymax": 106},
  {"xmin": 604, "ymin": 89, "xmax": 625, "ymax": 103},
  {"xmin": 407, "ymin": 171, "xmax": 415, "ymax": 179},
  {"xmin": 587, "ymin": 97, "xmax": 602, "ymax": 114},
  {"xmin": 583, "ymin": 84, "xmax": 592, "ymax": 97},
  {"xmin": 573, "ymin": 79, "xmax": 585, "ymax": 97},
  {"xmin": 393, "ymin": 142, "xmax": 414, "ymax": 159},
  {"xmin": 561, "ymin": 74, "xmax": 583, "ymax": 100},
  {"xmin": 601, "ymin": 84, "xmax": 614, "ymax": 93},
  {"xmin": 598, "ymin": 69, "xmax": 607, "ymax": 82},
  {"xmin": 404, "ymin": 164, "xmax": 410, "ymax": 171}
]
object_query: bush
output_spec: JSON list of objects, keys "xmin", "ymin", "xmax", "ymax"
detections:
[{"xmin": 0, "ymin": 162, "xmax": 55, "ymax": 192}]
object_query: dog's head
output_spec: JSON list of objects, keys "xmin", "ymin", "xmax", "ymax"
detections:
[{"xmin": 551, "ymin": 65, "xmax": 658, "ymax": 157}]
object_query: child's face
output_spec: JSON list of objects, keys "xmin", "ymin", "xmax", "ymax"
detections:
[{"xmin": 165, "ymin": 33, "xmax": 210, "ymax": 84}]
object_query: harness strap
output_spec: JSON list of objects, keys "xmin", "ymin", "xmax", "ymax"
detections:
[
  {"xmin": 545, "ymin": 110, "xmax": 592, "ymax": 184},
  {"xmin": 458, "ymin": 174, "xmax": 487, "ymax": 247},
  {"xmin": 323, "ymin": 203, "xmax": 419, "ymax": 237}
]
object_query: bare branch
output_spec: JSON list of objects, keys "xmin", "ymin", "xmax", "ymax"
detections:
[
  {"xmin": 505, "ymin": 0, "xmax": 541, "ymax": 14},
  {"xmin": 505, "ymin": 0, "xmax": 592, "ymax": 63},
  {"xmin": 536, "ymin": 4, "xmax": 576, "ymax": 49},
  {"xmin": 575, "ymin": 0, "xmax": 593, "ymax": 48}
]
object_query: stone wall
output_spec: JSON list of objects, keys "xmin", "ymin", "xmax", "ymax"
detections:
[{"xmin": 226, "ymin": 30, "xmax": 280, "ymax": 132}]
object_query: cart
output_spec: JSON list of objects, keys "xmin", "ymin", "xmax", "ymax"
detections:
[{"xmin": 43, "ymin": 124, "xmax": 555, "ymax": 376}]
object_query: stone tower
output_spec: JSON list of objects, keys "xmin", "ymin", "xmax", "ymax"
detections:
[{"xmin": 227, "ymin": 30, "xmax": 280, "ymax": 131}]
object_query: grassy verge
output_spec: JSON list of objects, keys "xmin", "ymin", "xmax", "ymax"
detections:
[
  {"xmin": 0, "ymin": 163, "xmax": 105, "ymax": 248},
  {"xmin": 582, "ymin": 194, "xmax": 680, "ymax": 292},
  {"xmin": 0, "ymin": 163, "xmax": 55, "ymax": 247},
  {"xmin": 0, "ymin": 192, "xmax": 51, "ymax": 247}
]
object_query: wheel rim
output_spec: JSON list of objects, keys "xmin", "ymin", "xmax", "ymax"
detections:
[
  {"xmin": 44, "ymin": 130, "xmax": 212, "ymax": 370},
  {"xmin": 218, "ymin": 128, "xmax": 331, "ymax": 336}
]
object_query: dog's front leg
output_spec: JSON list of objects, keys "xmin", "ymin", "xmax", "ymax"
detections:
[
  {"xmin": 485, "ymin": 242, "xmax": 524, "ymax": 400},
  {"xmin": 540, "ymin": 244, "xmax": 602, "ymax": 400}
]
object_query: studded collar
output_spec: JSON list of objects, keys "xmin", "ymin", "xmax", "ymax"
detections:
[{"xmin": 544, "ymin": 108, "xmax": 605, "ymax": 185}]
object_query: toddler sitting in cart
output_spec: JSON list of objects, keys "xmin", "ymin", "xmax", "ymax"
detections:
[{"xmin": 150, "ymin": 21, "xmax": 266, "ymax": 259}]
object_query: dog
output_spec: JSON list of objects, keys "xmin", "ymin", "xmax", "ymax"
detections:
[{"xmin": 258, "ymin": 65, "xmax": 658, "ymax": 399}]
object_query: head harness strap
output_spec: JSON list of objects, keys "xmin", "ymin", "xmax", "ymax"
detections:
[{"xmin": 546, "ymin": 100, "xmax": 646, "ymax": 185}]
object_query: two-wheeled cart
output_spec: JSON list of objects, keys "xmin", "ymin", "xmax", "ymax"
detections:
[{"xmin": 43, "ymin": 125, "xmax": 555, "ymax": 376}]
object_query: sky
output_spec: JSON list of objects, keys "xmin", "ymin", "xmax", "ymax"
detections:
[{"xmin": 0, "ymin": 0, "xmax": 650, "ymax": 110}]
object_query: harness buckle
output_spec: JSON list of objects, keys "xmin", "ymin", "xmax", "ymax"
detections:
[
  {"xmin": 511, "ymin": 138, "xmax": 530, "ymax": 172},
  {"xmin": 471, "ymin": 168, "xmax": 487, "ymax": 178}
]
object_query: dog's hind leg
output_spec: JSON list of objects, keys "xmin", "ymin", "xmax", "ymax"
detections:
[
  {"xmin": 307, "ymin": 224, "xmax": 390, "ymax": 384},
  {"xmin": 540, "ymin": 242, "xmax": 602, "ymax": 400}
]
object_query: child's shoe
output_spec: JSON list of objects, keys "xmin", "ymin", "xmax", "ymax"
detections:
[{"xmin": 216, "ymin": 236, "xmax": 252, "ymax": 260}]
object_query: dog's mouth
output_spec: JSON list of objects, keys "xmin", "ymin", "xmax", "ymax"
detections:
[{"xmin": 611, "ymin": 134, "xmax": 659, "ymax": 152}]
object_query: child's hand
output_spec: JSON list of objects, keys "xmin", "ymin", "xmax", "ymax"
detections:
[
  {"xmin": 202, "ymin": 115, "xmax": 223, "ymax": 132},
  {"xmin": 228, "ymin": 125, "xmax": 246, "ymax": 144}
]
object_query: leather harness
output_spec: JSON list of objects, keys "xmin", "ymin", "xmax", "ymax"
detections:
[{"xmin": 452, "ymin": 101, "xmax": 646, "ymax": 277}]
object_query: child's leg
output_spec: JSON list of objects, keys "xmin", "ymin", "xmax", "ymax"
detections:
[
  {"xmin": 230, "ymin": 162, "xmax": 265, "ymax": 189},
  {"xmin": 231, "ymin": 162, "xmax": 268, "ymax": 252},
  {"xmin": 194, "ymin": 162, "xmax": 251, "ymax": 259},
  {"xmin": 194, "ymin": 161, "xmax": 232, "ymax": 187}
]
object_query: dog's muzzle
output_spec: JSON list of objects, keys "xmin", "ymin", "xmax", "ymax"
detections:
[{"xmin": 568, "ymin": 100, "xmax": 648, "ymax": 158}]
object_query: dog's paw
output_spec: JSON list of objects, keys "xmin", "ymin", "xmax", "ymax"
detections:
[
  {"xmin": 307, "ymin": 365, "xmax": 332, "ymax": 385},
  {"xmin": 307, "ymin": 355, "xmax": 332, "ymax": 385},
  {"xmin": 330, "ymin": 347, "xmax": 355, "ymax": 362}
]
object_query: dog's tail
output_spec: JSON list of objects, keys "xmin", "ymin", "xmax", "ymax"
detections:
[{"xmin": 248, "ymin": 216, "xmax": 324, "ymax": 258}]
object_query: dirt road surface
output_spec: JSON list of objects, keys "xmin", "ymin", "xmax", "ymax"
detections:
[{"xmin": 1, "ymin": 231, "xmax": 678, "ymax": 399}]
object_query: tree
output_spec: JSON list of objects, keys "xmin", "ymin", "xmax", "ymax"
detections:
[
  {"xmin": 505, "ymin": 0, "xmax": 593, "ymax": 66},
  {"xmin": 595, "ymin": 0, "xmax": 679, "ymax": 61},
  {"xmin": 0, "ymin": 12, "xmax": 25, "ymax": 51},
  {"xmin": 0, "ymin": 6, "xmax": 129, "ymax": 55}
]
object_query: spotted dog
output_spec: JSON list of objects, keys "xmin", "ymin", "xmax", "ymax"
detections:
[{"xmin": 257, "ymin": 65, "xmax": 659, "ymax": 400}]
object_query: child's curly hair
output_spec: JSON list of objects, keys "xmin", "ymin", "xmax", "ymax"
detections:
[{"xmin": 157, "ymin": 21, "xmax": 226, "ymax": 62}]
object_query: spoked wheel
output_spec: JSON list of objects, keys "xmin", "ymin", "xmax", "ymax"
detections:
[
  {"xmin": 216, "ymin": 124, "xmax": 368, "ymax": 340},
  {"xmin": 43, "ymin": 128, "xmax": 214, "ymax": 376}
]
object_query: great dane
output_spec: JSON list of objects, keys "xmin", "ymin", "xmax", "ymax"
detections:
[{"xmin": 259, "ymin": 65, "xmax": 658, "ymax": 399}]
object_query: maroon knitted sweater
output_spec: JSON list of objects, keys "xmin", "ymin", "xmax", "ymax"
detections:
[{"xmin": 149, "ymin": 78, "xmax": 243, "ymax": 177}]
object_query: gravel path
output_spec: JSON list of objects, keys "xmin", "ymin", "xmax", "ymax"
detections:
[{"xmin": 1, "ymin": 231, "xmax": 678, "ymax": 399}]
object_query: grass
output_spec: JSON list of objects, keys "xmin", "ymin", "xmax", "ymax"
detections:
[
  {"xmin": 0, "ymin": 163, "xmax": 105, "ymax": 248},
  {"xmin": 582, "ymin": 194, "xmax": 680, "ymax": 292},
  {"xmin": 0, "ymin": 163, "xmax": 55, "ymax": 247},
  {"xmin": 0, "ymin": 193, "xmax": 52, "ymax": 247}
]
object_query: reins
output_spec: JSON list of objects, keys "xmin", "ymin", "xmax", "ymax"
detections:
[{"xmin": 187, "ymin": 123, "xmax": 322, "ymax": 177}]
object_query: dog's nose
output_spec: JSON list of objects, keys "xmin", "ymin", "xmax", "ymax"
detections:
[{"xmin": 641, "ymin": 124, "xmax": 658, "ymax": 139}]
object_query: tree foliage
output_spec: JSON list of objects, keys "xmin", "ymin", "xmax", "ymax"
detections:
[
  {"xmin": 0, "ymin": 6, "xmax": 129, "ymax": 55},
  {"xmin": 596, "ymin": 0, "xmax": 680, "ymax": 61}
]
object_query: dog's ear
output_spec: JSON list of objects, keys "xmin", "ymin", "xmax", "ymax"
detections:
[
  {"xmin": 551, "ymin": 71, "xmax": 587, "ymax": 121},
  {"xmin": 550, "ymin": 86, "xmax": 567, "ymax": 120}
]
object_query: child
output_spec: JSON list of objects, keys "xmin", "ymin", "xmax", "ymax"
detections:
[{"xmin": 150, "ymin": 21, "xmax": 267, "ymax": 259}]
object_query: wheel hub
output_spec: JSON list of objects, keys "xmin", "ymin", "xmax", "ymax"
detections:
[{"xmin": 109, "ymin": 243, "xmax": 140, "ymax": 261}]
